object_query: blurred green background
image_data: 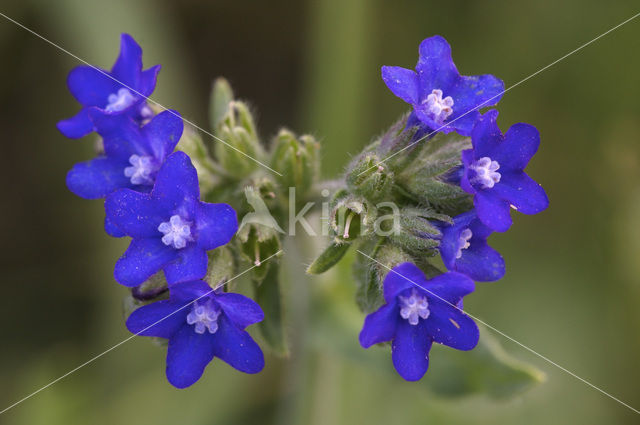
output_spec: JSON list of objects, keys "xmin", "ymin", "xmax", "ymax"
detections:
[{"xmin": 1, "ymin": 0, "xmax": 639, "ymax": 423}]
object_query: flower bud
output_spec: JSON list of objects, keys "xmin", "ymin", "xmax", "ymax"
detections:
[
  {"xmin": 346, "ymin": 152, "xmax": 394, "ymax": 204},
  {"xmin": 214, "ymin": 100, "xmax": 265, "ymax": 179},
  {"xmin": 270, "ymin": 129, "xmax": 320, "ymax": 194}
]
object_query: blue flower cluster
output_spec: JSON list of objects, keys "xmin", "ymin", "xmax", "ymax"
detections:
[
  {"xmin": 58, "ymin": 34, "xmax": 263, "ymax": 388},
  {"xmin": 361, "ymin": 35, "xmax": 549, "ymax": 381}
]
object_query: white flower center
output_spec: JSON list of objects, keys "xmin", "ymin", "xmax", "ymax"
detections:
[
  {"xmin": 398, "ymin": 289, "xmax": 430, "ymax": 326},
  {"xmin": 422, "ymin": 89, "xmax": 454, "ymax": 124},
  {"xmin": 158, "ymin": 215, "xmax": 193, "ymax": 249},
  {"xmin": 455, "ymin": 228, "xmax": 473, "ymax": 259},
  {"xmin": 186, "ymin": 301, "xmax": 220, "ymax": 334},
  {"xmin": 139, "ymin": 104, "xmax": 154, "ymax": 119},
  {"xmin": 471, "ymin": 157, "xmax": 501, "ymax": 189},
  {"xmin": 124, "ymin": 154, "xmax": 157, "ymax": 185},
  {"xmin": 105, "ymin": 88, "xmax": 136, "ymax": 112}
]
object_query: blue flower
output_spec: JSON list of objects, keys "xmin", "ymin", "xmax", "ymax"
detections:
[
  {"xmin": 57, "ymin": 34, "xmax": 160, "ymax": 139},
  {"xmin": 439, "ymin": 210, "xmax": 505, "ymax": 282},
  {"xmin": 382, "ymin": 35, "xmax": 504, "ymax": 137},
  {"xmin": 359, "ymin": 263, "xmax": 478, "ymax": 381},
  {"xmin": 126, "ymin": 280, "xmax": 265, "ymax": 388},
  {"xmin": 105, "ymin": 151, "xmax": 238, "ymax": 287},
  {"xmin": 66, "ymin": 110, "xmax": 183, "ymax": 200},
  {"xmin": 461, "ymin": 110, "xmax": 549, "ymax": 232}
]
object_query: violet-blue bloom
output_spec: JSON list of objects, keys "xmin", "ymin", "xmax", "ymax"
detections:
[
  {"xmin": 126, "ymin": 280, "xmax": 265, "ymax": 388},
  {"xmin": 439, "ymin": 210, "xmax": 505, "ymax": 282},
  {"xmin": 461, "ymin": 110, "xmax": 549, "ymax": 232},
  {"xmin": 105, "ymin": 151, "xmax": 238, "ymax": 287},
  {"xmin": 57, "ymin": 33, "xmax": 160, "ymax": 139},
  {"xmin": 66, "ymin": 109, "xmax": 183, "ymax": 200},
  {"xmin": 359, "ymin": 263, "xmax": 478, "ymax": 381},
  {"xmin": 382, "ymin": 35, "xmax": 504, "ymax": 137}
]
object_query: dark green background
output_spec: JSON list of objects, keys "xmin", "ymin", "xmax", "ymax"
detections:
[{"xmin": 1, "ymin": 0, "xmax": 638, "ymax": 423}]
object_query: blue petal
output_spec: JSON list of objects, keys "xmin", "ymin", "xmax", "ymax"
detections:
[
  {"xmin": 456, "ymin": 241, "xmax": 505, "ymax": 282},
  {"xmin": 470, "ymin": 110, "xmax": 502, "ymax": 158},
  {"xmin": 415, "ymin": 35, "xmax": 459, "ymax": 95},
  {"xmin": 57, "ymin": 109, "xmax": 94, "ymax": 139},
  {"xmin": 424, "ymin": 303, "xmax": 479, "ymax": 351},
  {"xmin": 474, "ymin": 189, "xmax": 512, "ymax": 232},
  {"xmin": 114, "ymin": 237, "xmax": 176, "ymax": 287},
  {"xmin": 169, "ymin": 280, "xmax": 213, "ymax": 302},
  {"xmin": 493, "ymin": 172, "xmax": 549, "ymax": 215},
  {"xmin": 460, "ymin": 149, "xmax": 476, "ymax": 195},
  {"xmin": 391, "ymin": 321, "xmax": 432, "ymax": 381},
  {"xmin": 110, "ymin": 34, "xmax": 143, "ymax": 87},
  {"xmin": 142, "ymin": 110, "xmax": 183, "ymax": 161},
  {"xmin": 383, "ymin": 262, "xmax": 426, "ymax": 302},
  {"xmin": 67, "ymin": 66, "xmax": 118, "ymax": 107},
  {"xmin": 448, "ymin": 75, "xmax": 504, "ymax": 136},
  {"xmin": 215, "ymin": 293, "xmax": 264, "ymax": 329},
  {"xmin": 439, "ymin": 211, "xmax": 476, "ymax": 270},
  {"xmin": 420, "ymin": 272, "xmax": 475, "ymax": 305},
  {"xmin": 495, "ymin": 123, "xmax": 540, "ymax": 171},
  {"xmin": 88, "ymin": 108, "xmax": 148, "ymax": 159},
  {"xmin": 163, "ymin": 245, "xmax": 208, "ymax": 285},
  {"xmin": 152, "ymin": 152, "xmax": 200, "ymax": 213},
  {"xmin": 166, "ymin": 325, "xmax": 215, "ymax": 388},
  {"xmin": 359, "ymin": 303, "xmax": 398, "ymax": 348},
  {"xmin": 211, "ymin": 315, "xmax": 264, "ymax": 374},
  {"xmin": 195, "ymin": 202, "xmax": 238, "ymax": 250},
  {"xmin": 126, "ymin": 299, "xmax": 187, "ymax": 338},
  {"xmin": 104, "ymin": 215, "xmax": 126, "ymax": 237},
  {"xmin": 381, "ymin": 66, "xmax": 419, "ymax": 105},
  {"xmin": 105, "ymin": 189, "xmax": 165, "ymax": 238},
  {"xmin": 66, "ymin": 156, "xmax": 130, "ymax": 199},
  {"xmin": 139, "ymin": 65, "xmax": 161, "ymax": 96}
]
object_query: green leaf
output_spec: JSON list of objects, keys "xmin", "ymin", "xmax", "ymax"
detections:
[
  {"xmin": 254, "ymin": 264, "xmax": 288, "ymax": 356},
  {"xmin": 306, "ymin": 241, "xmax": 351, "ymax": 274}
]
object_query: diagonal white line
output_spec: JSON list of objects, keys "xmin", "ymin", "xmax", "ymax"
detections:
[
  {"xmin": 359, "ymin": 10, "xmax": 640, "ymax": 176},
  {"xmin": 0, "ymin": 11, "xmax": 283, "ymax": 177},
  {"xmin": 356, "ymin": 250, "xmax": 639, "ymax": 414},
  {"xmin": 0, "ymin": 250, "xmax": 283, "ymax": 416}
]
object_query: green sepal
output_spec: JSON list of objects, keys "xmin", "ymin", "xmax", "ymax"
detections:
[
  {"xmin": 330, "ymin": 195, "xmax": 377, "ymax": 242},
  {"xmin": 394, "ymin": 131, "xmax": 473, "ymax": 216},
  {"xmin": 345, "ymin": 151, "xmax": 394, "ymax": 204},
  {"xmin": 177, "ymin": 125, "xmax": 220, "ymax": 194},
  {"xmin": 306, "ymin": 241, "xmax": 351, "ymax": 275},
  {"xmin": 209, "ymin": 77, "xmax": 234, "ymax": 133},
  {"xmin": 204, "ymin": 246, "xmax": 235, "ymax": 289},
  {"xmin": 388, "ymin": 207, "xmax": 443, "ymax": 256},
  {"xmin": 254, "ymin": 263, "xmax": 289, "ymax": 356},
  {"xmin": 352, "ymin": 239, "xmax": 385, "ymax": 313}
]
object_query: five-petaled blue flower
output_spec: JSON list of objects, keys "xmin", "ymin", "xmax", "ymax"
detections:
[
  {"xmin": 126, "ymin": 280, "xmax": 265, "ymax": 388},
  {"xmin": 359, "ymin": 263, "xmax": 478, "ymax": 381},
  {"xmin": 439, "ymin": 210, "xmax": 505, "ymax": 282},
  {"xmin": 382, "ymin": 35, "xmax": 504, "ymax": 137},
  {"xmin": 57, "ymin": 33, "xmax": 160, "ymax": 139},
  {"xmin": 105, "ymin": 151, "xmax": 238, "ymax": 287},
  {"xmin": 66, "ymin": 109, "xmax": 183, "ymax": 199},
  {"xmin": 461, "ymin": 110, "xmax": 549, "ymax": 232}
]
